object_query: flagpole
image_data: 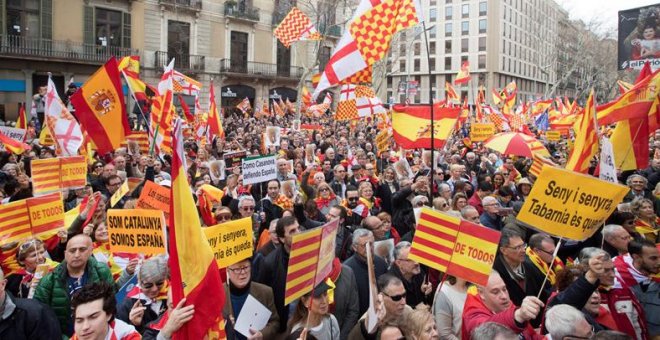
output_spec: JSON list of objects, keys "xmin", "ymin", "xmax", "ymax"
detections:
[{"xmin": 421, "ymin": 20, "xmax": 434, "ymax": 202}]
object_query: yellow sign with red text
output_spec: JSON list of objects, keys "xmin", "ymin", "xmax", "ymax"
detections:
[
  {"xmin": 31, "ymin": 156, "xmax": 87, "ymax": 194},
  {"xmin": 470, "ymin": 123, "xmax": 495, "ymax": 142}
]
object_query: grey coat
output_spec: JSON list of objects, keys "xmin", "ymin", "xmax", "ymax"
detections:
[{"xmin": 332, "ymin": 265, "xmax": 360, "ymax": 340}]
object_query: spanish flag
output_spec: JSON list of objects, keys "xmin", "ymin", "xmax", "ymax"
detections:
[
  {"xmin": 168, "ymin": 118, "xmax": 226, "ymax": 340},
  {"xmin": 597, "ymin": 68, "xmax": 660, "ymax": 125},
  {"xmin": 71, "ymin": 57, "xmax": 129, "ymax": 155},
  {"xmin": 445, "ymin": 82, "xmax": 459, "ymax": 102},
  {"xmin": 565, "ymin": 90, "xmax": 598, "ymax": 174},
  {"xmin": 392, "ymin": 104, "xmax": 460, "ymax": 149},
  {"xmin": 454, "ymin": 61, "xmax": 470, "ymax": 85},
  {"xmin": 207, "ymin": 82, "xmax": 224, "ymax": 140},
  {"xmin": 0, "ymin": 128, "xmax": 30, "ymax": 154},
  {"xmin": 16, "ymin": 103, "xmax": 27, "ymax": 130}
]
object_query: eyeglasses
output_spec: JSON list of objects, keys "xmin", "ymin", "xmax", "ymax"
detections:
[
  {"xmin": 227, "ymin": 266, "xmax": 251, "ymax": 274},
  {"xmin": 19, "ymin": 239, "xmax": 39, "ymax": 251},
  {"xmin": 415, "ymin": 201, "xmax": 429, "ymax": 207},
  {"xmin": 505, "ymin": 243, "xmax": 527, "ymax": 251},
  {"xmin": 536, "ymin": 248, "xmax": 555, "ymax": 256},
  {"xmin": 216, "ymin": 214, "xmax": 232, "ymax": 222},
  {"xmin": 347, "ymin": 197, "xmax": 359, "ymax": 201},
  {"xmin": 109, "ymin": 182, "xmax": 122, "ymax": 187},
  {"xmin": 94, "ymin": 165, "xmax": 103, "ymax": 169},
  {"xmin": 319, "ymin": 187, "xmax": 330, "ymax": 192},
  {"xmin": 241, "ymin": 206, "xmax": 255, "ymax": 211},
  {"xmin": 383, "ymin": 291, "xmax": 406, "ymax": 302},
  {"xmin": 142, "ymin": 280, "xmax": 165, "ymax": 289}
]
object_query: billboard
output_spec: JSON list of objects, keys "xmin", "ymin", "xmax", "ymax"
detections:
[{"xmin": 618, "ymin": 4, "xmax": 660, "ymax": 70}]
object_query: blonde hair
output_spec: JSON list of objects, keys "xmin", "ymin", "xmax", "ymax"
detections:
[{"xmin": 400, "ymin": 304, "xmax": 435, "ymax": 339}]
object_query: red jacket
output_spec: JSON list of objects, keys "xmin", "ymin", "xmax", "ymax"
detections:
[
  {"xmin": 468, "ymin": 192, "xmax": 484, "ymax": 215},
  {"xmin": 461, "ymin": 291, "xmax": 542, "ymax": 340},
  {"xmin": 599, "ymin": 285, "xmax": 649, "ymax": 340}
]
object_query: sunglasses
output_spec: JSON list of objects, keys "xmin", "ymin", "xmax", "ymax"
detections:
[
  {"xmin": 216, "ymin": 214, "xmax": 232, "ymax": 221},
  {"xmin": 415, "ymin": 201, "xmax": 428, "ymax": 207},
  {"xmin": 347, "ymin": 197, "xmax": 359, "ymax": 201},
  {"xmin": 319, "ymin": 187, "xmax": 330, "ymax": 192},
  {"xmin": 142, "ymin": 280, "xmax": 165, "ymax": 289},
  {"xmin": 383, "ymin": 292, "xmax": 406, "ymax": 302}
]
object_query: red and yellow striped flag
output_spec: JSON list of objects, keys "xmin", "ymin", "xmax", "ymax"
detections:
[
  {"xmin": 0, "ymin": 129, "xmax": 30, "ymax": 155},
  {"xmin": 284, "ymin": 220, "xmax": 339, "ymax": 305},
  {"xmin": 408, "ymin": 208, "xmax": 461, "ymax": 271},
  {"xmin": 168, "ymin": 118, "xmax": 226, "ymax": 340},
  {"xmin": 445, "ymin": 82, "xmax": 459, "ymax": 102},
  {"xmin": 31, "ymin": 158, "xmax": 61, "ymax": 194},
  {"xmin": 17, "ymin": 103, "xmax": 27, "ymax": 130},
  {"xmin": 71, "ymin": 57, "xmax": 130, "ymax": 155},
  {"xmin": 446, "ymin": 221, "xmax": 501, "ymax": 286},
  {"xmin": 0, "ymin": 199, "xmax": 30, "ymax": 244},
  {"xmin": 120, "ymin": 131, "xmax": 150, "ymax": 155},
  {"xmin": 26, "ymin": 192, "xmax": 64, "ymax": 239},
  {"xmin": 529, "ymin": 153, "xmax": 557, "ymax": 178},
  {"xmin": 566, "ymin": 90, "xmax": 598, "ymax": 174}
]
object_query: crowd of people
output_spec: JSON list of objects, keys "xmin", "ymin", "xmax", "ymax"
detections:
[{"xmin": 1, "ymin": 101, "xmax": 660, "ymax": 340}]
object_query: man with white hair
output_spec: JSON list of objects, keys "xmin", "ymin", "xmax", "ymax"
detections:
[
  {"xmin": 343, "ymin": 229, "xmax": 388, "ymax": 316},
  {"xmin": 480, "ymin": 196, "xmax": 504, "ymax": 230},
  {"xmin": 461, "ymin": 205, "xmax": 481, "ymax": 224},
  {"xmin": 602, "ymin": 224, "xmax": 631, "ymax": 257},
  {"xmin": 545, "ymin": 304, "xmax": 594, "ymax": 340}
]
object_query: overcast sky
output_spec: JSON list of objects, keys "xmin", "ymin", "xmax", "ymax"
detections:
[{"xmin": 556, "ymin": 0, "xmax": 659, "ymax": 35}]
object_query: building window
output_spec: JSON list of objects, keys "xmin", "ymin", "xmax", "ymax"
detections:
[
  {"xmin": 445, "ymin": 57, "xmax": 452, "ymax": 70},
  {"xmin": 461, "ymin": 21, "xmax": 469, "ymax": 35},
  {"xmin": 7, "ymin": 0, "xmax": 41, "ymax": 38},
  {"xmin": 414, "ymin": 42, "xmax": 421, "ymax": 56},
  {"xmin": 445, "ymin": 22, "xmax": 452, "ymax": 37},
  {"xmin": 169, "ymin": 20, "xmax": 191, "ymax": 70},
  {"xmin": 429, "ymin": 58, "xmax": 436, "ymax": 72},
  {"xmin": 230, "ymin": 30, "xmax": 248, "ymax": 72},
  {"xmin": 400, "ymin": 60, "xmax": 406, "ymax": 72},
  {"xmin": 445, "ymin": 40, "xmax": 452, "ymax": 53},
  {"xmin": 430, "ymin": 26, "xmax": 437, "ymax": 38},
  {"xmin": 461, "ymin": 38, "xmax": 468, "ymax": 52},
  {"xmin": 96, "ymin": 8, "xmax": 123, "ymax": 47},
  {"xmin": 445, "ymin": 6, "xmax": 452, "ymax": 19},
  {"xmin": 478, "ymin": 37, "xmax": 486, "ymax": 51},
  {"xmin": 461, "ymin": 4, "xmax": 469, "ymax": 18},
  {"xmin": 430, "ymin": 0, "xmax": 436, "ymax": 5},
  {"xmin": 479, "ymin": 1, "xmax": 487, "ymax": 15},
  {"xmin": 461, "ymin": 55, "xmax": 468, "ymax": 63},
  {"xmin": 430, "ymin": 75, "xmax": 437, "ymax": 89},
  {"xmin": 276, "ymin": 40, "xmax": 291, "ymax": 76},
  {"xmin": 387, "ymin": 76, "xmax": 393, "ymax": 88},
  {"xmin": 479, "ymin": 19, "xmax": 487, "ymax": 33},
  {"xmin": 429, "ymin": 41, "xmax": 436, "ymax": 55},
  {"xmin": 478, "ymin": 54, "xmax": 486, "ymax": 69},
  {"xmin": 430, "ymin": 8, "xmax": 437, "ymax": 21},
  {"xmin": 414, "ymin": 59, "xmax": 420, "ymax": 72}
]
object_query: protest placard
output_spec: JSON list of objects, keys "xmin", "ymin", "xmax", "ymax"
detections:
[
  {"xmin": 375, "ymin": 130, "xmax": 392, "ymax": 153},
  {"xmin": 546, "ymin": 130, "xmax": 561, "ymax": 141},
  {"xmin": 0, "ymin": 126, "xmax": 26, "ymax": 141},
  {"xmin": 110, "ymin": 180, "xmax": 130, "ymax": 207},
  {"xmin": 469, "ymin": 123, "xmax": 495, "ymax": 142},
  {"xmin": 223, "ymin": 150, "xmax": 247, "ymax": 171},
  {"xmin": 517, "ymin": 166, "xmax": 630, "ymax": 240},
  {"xmin": 203, "ymin": 217, "xmax": 254, "ymax": 268},
  {"xmin": 241, "ymin": 154, "xmax": 277, "ymax": 185},
  {"xmin": 0, "ymin": 193, "xmax": 64, "ymax": 243},
  {"xmin": 0, "ymin": 199, "xmax": 31, "ymax": 243},
  {"xmin": 106, "ymin": 209, "xmax": 166, "ymax": 255},
  {"xmin": 408, "ymin": 208, "xmax": 461, "ymax": 272},
  {"xmin": 31, "ymin": 156, "xmax": 87, "ymax": 194},
  {"xmin": 446, "ymin": 221, "xmax": 501, "ymax": 286},
  {"xmin": 599, "ymin": 137, "xmax": 617, "ymax": 183},
  {"xmin": 136, "ymin": 181, "xmax": 170, "ymax": 213}
]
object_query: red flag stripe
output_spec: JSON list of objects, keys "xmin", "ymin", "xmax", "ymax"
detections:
[
  {"xmin": 412, "ymin": 235, "xmax": 454, "ymax": 255},
  {"xmin": 286, "ymin": 261, "xmax": 318, "ymax": 282},
  {"xmin": 288, "ymin": 250, "xmax": 320, "ymax": 267},
  {"xmin": 409, "ymin": 248, "xmax": 451, "ymax": 268}
]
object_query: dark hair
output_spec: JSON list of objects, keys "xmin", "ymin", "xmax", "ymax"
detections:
[
  {"xmin": 103, "ymin": 174, "xmax": 121, "ymax": 186},
  {"xmin": 478, "ymin": 181, "xmax": 494, "ymax": 192},
  {"xmin": 529, "ymin": 233, "xmax": 552, "ymax": 250},
  {"xmin": 71, "ymin": 282, "xmax": 116, "ymax": 323},
  {"xmin": 554, "ymin": 266, "xmax": 585, "ymax": 292},
  {"xmin": 498, "ymin": 228, "xmax": 522, "ymax": 248},
  {"xmin": 591, "ymin": 330, "xmax": 633, "ymax": 340},
  {"xmin": 331, "ymin": 205, "xmax": 347, "ymax": 219},
  {"xmin": 276, "ymin": 215, "xmax": 298, "ymax": 239},
  {"xmin": 497, "ymin": 186, "xmax": 514, "ymax": 197},
  {"xmin": 376, "ymin": 273, "xmax": 403, "ymax": 293},
  {"xmin": 345, "ymin": 185, "xmax": 358, "ymax": 193},
  {"xmin": 628, "ymin": 239, "xmax": 657, "ymax": 256},
  {"xmin": 193, "ymin": 176, "xmax": 205, "ymax": 185},
  {"xmin": 607, "ymin": 210, "xmax": 635, "ymax": 226}
]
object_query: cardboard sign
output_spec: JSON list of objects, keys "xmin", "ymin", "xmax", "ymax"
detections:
[
  {"xmin": 223, "ymin": 150, "xmax": 247, "ymax": 171},
  {"xmin": 599, "ymin": 137, "xmax": 617, "ymax": 183},
  {"xmin": 110, "ymin": 180, "xmax": 130, "ymax": 208},
  {"xmin": 446, "ymin": 221, "xmax": 501, "ymax": 286},
  {"xmin": 469, "ymin": 123, "xmax": 495, "ymax": 142},
  {"xmin": 0, "ymin": 126, "xmax": 26, "ymax": 141},
  {"xmin": 546, "ymin": 130, "xmax": 561, "ymax": 141},
  {"xmin": 517, "ymin": 166, "xmax": 630, "ymax": 241},
  {"xmin": 203, "ymin": 217, "xmax": 254, "ymax": 268},
  {"xmin": 375, "ymin": 130, "xmax": 392, "ymax": 153},
  {"xmin": 31, "ymin": 156, "xmax": 87, "ymax": 194},
  {"xmin": 136, "ymin": 181, "xmax": 170, "ymax": 213},
  {"xmin": 106, "ymin": 209, "xmax": 167, "ymax": 255},
  {"xmin": 0, "ymin": 193, "xmax": 64, "ymax": 243},
  {"xmin": 241, "ymin": 155, "xmax": 277, "ymax": 185}
]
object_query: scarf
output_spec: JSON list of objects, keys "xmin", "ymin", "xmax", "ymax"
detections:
[
  {"xmin": 92, "ymin": 242, "xmax": 123, "ymax": 281},
  {"xmin": 274, "ymin": 194, "xmax": 293, "ymax": 211},
  {"xmin": 635, "ymin": 218, "xmax": 659, "ymax": 241},
  {"xmin": 613, "ymin": 254, "xmax": 659, "ymax": 287},
  {"xmin": 315, "ymin": 194, "xmax": 337, "ymax": 211},
  {"xmin": 525, "ymin": 247, "xmax": 564, "ymax": 285}
]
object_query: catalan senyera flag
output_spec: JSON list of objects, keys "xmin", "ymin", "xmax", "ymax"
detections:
[
  {"xmin": 26, "ymin": 192, "xmax": 64, "ymax": 239},
  {"xmin": 408, "ymin": 208, "xmax": 461, "ymax": 272},
  {"xmin": 492, "ymin": 89, "xmax": 503, "ymax": 106},
  {"xmin": 529, "ymin": 153, "xmax": 557, "ymax": 178},
  {"xmin": 177, "ymin": 94, "xmax": 194, "ymax": 122},
  {"xmin": 313, "ymin": 0, "xmax": 422, "ymax": 99},
  {"xmin": 168, "ymin": 118, "xmax": 226, "ymax": 340},
  {"xmin": 17, "ymin": 103, "xmax": 27, "ymax": 130},
  {"xmin": 445, "ymin": 82, "xmax": 459, "ymax": 102},
  {"xmin": 284, "ymin": 220, "xmax": 339, "ymax": 305},
  {"xmin": 617, "ymin": 80, "xmax": 634, "ymax": 94},
  {"xmin": 566, "ymin": 90, "xmax": 598, "ymax": 174},
  {"xmin": 273, "ymin": 100, "xmax": 285, "ymax": 117},
  {"xmin": 30, "ymin": 158, "xmax": 61, "ymax": 194},
  {"xmin": 274, "ymin": 7, "xmax": 322, "ymax": 48},
  {"xmin": 454, "ymin": 61, "xmax": 470, "ymax": 85},
  {"xmin": 446, "ymin": 220, "xmax": 501, "ymax": 286},
  {"xmin": 71, "ymin": 57, "xmax": 129, "ymax": 155},
  {"xmin": 0, "ymin": 199, "xmax": 31, "ymax": 244},
  {"xmin": 302, "ymin": 86, "xmax": 312, "ymax": 108},
  {"xmin": 392, "ymin": 104, "xmax": 461, "ymax": 149},
  {"xmin": 120, "ymin": 131, "xmax": 150, "ymax": 155},
  {"xmin": 0, "ymin": 129, "xmax": 30, "ymax": 155}
]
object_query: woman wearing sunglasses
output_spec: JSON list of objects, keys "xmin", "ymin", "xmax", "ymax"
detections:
[
  {"xmin": 116, "ymin": 256, "xmax": 169, "ymax": 334},
  {"xmin": 6, "ymin": 238, "xmax": 57, "ymax": 298}
]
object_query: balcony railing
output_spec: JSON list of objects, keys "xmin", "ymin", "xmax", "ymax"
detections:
[
  {"xmin": 224, "ymin": 1, "xmax": 260, "ymax": 22},
  {"xmin": 155, "ymin": 51, "xmax": 205, "ymax": 72},
  {"xmin": 158, "ymin": 0, "xmax": 202, "ymax": 11},
  {"xmin": 219, "ymin": 59, "xmax": 304, "ymax": 79},
  {"xmin": 0, "ymin": 35, "xmax": 136, "ymax": 64}
]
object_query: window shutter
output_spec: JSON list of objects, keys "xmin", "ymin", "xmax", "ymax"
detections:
[
  {"xmin": 83, "ymin": 5, "xmax": 94, "ymax": 45},
  {"xmin": 122, "ymin": 12, "xmax": 131, "ymax": 49},
  {"xmin": 40, "ymin": 0, "xmax": 52, "ymax": 39}
]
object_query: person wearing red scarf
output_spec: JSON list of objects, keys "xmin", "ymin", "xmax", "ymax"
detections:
[
  {"xmin": 314, "ymin": 183, "xmax": 341, "ymax": 215},
  {"xmin": 461, "ymin": 271, "xmax": 544, "ymax": 340}
]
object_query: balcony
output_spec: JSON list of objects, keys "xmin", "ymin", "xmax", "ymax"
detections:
[
  {"xmin": 224, "ymin": 1, "xmax": 260, "ymax": 23},
  {"xmin": 155, "ymin": 51, "xmax": 205, "ymax": 72},
  {"xmin": 219, "ymin": 59, "xmax": 304, "ymax": 80},
  {"xmin": 0, "ymin": 35, "xmax": 136, "ymax": 64},
  {"xmin": 158, "ymin": 0, "xmax": 202, "ymax": 13}
]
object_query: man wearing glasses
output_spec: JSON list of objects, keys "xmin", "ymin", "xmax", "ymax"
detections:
[
  {"xmin": 343, "ymin": 229, "xmax": 388, "ymax": 316},
  {"xmin": 388, "ymin": 241, "xmax": 433, "ymax": 308},
  {"xmin": 223, "ymin": 258, "xmax": 279, "ymax": 340},
  {"xmin": 35, "ymin": 234, "xmax": 114, "ymax": 337},
  {"xmin": 480, "ymin": 196, "xmax": 504, "ymax": 231},
  {"xmin": 525, "ymin": 234, "xmax": 562, "ymax": 318},
  {"xmin": 492, "ymin": 229, "xmax": 545, "ymax": 327}
]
